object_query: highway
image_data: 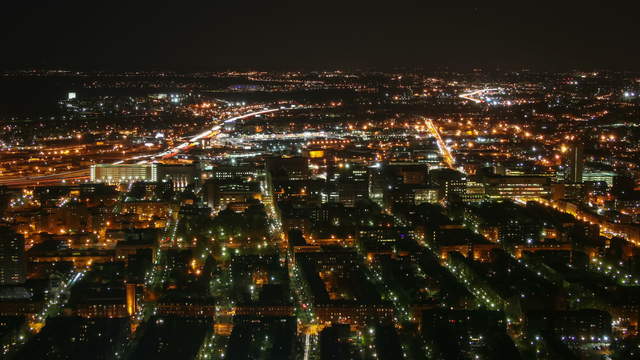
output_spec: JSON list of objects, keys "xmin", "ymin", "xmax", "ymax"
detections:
[
  {"xmin": 0, "ymin": 169, "xmax": 89, "ymax": 187},
  {"xmin": 459, "ymin": 88, "xmax": 500, "ymax": 103},
  {"xmin": 221, "ymin": 130, "xmax": 330, "ymax": 147},
  {"xmin": 137, "ymin": 107, "xmax": 282, "ymax": 162},
  {"xmin": 423, "ymin": 117, "xmax": 457, "ymax": 170},
  {"xmin": 0, "ymin": 107, "xmax": 285, "ymax": 187}
]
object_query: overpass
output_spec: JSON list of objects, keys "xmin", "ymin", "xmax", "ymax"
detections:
[
  {"xmin": 0, "ymin": 107, "xmax": 289, "ymax": 187},
  {"xmin": 459, "ymin": 88, "xmax": 501, "ymax": 104}
]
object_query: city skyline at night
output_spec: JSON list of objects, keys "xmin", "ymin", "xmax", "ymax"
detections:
[{"xmin": 1, "ymin": 3, "xmax": 640, "ymax": 360}]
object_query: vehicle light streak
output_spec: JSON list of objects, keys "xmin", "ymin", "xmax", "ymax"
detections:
[
  {"xmin": 422, "ymin": 117, "xmax": 458, "ymax": 171},
  {"xmin": 459, "ymin": 88, "xmax": 500, "ymax": 103}
]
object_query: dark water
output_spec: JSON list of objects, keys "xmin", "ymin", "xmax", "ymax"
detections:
[
  {"xmin": 0, "ymin": 76, "xmax": 71, "ymax": 116},
  {"xmin": 0, "ymin": 74, "xmax": 358, "ymax": 119},
  {"xmin": 0, "ymin": 74, "xmax": 237, "ymax": 118}
]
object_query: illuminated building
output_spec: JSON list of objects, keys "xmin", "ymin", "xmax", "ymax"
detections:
[
  {"xmin": 121, "ymin": 201, "xmax": 171, "ymax": 221},
  {"xmin": 27, "ymin": 242, "xmax": 115, "ymax": 268},
  {"xmin": 234, "ymin": 305, "xmax": 295, "ymax": 317},
  {"xmin": 445, "ymin": 179, "xmax": 485, "ymax": 203},
  {"xmin": 0, "ymin": 227, "xmax": 26, "ymax": 285},
  {"xmin": 314, "ymin": 303, "xmax": 395, "ymax": 327},
  {"xmin": 385, "ymin": 184, "xmax": 438, "ymax": 207},
  {"xmin": 483, "ymin": 175, "xmax": 550, "ymax": 200},
  {"xmin": 414, "ymin": 187, "xmax": 440, "ymax": 204},
  {"xmin": 91, "ymin": 163, "xmax": 198, "ymax": 190},
  {"xmin": 75, "ymin": 302, "xmax": 128, "ymax": 318},
  {"xmin": 308, "ymin": 150, "xmax": 325, "ymax": 159},
  {"xmin": 583, "ymin": 170, "xmax": 616, "ymax": 188},
  {"xmin": 204, "ymin": 179, "xmax": 261, "ymax": 211},
  {"xmin": 294, "ymin": 250, "xmax": 394, "ymax": 327},
  {"xmin": 155, "ymin": 297, "xmax": 216, "ymax": 317},
  {"xmin": 566, "ymin": 144, "xmax": 584, "ymax": 183},
  {"xmin": 91, "ymin": 164, "xmax": 157, "ymax": 183},
  {"xmin": 126, "ymin": 283, "xmax": 138, "ymax": 316},
  {"xmin": 204, "ymin": 165, "xmax": 257, "ymax": 180}
]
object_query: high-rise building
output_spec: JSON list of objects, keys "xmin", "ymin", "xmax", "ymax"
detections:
[
  {"xmin": 566, "ymin": 144, "xmax": 584, "ymax": 183},
  {"xmin": 0, "ymin": 227, "xmax": 26, "ymax": 285}
]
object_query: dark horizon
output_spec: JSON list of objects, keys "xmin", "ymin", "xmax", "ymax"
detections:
[
  {"xmin": 2, "ymin": 1, "xmax": 639, "ymax": 72},
  {"xmin": 3, "ymin": 65, "xmax": 640, "ymax": 74}
]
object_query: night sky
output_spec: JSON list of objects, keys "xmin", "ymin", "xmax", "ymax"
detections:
[{"xmin": 1, "ymin": 1, "xmax": 638, "ymax": 71}]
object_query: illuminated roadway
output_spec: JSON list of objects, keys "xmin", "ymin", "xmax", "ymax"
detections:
[
  {"xmin": 115, "ymin": 107, "xmax": 282, "ymax": 163},
  {"xmin": 221, "ymin": 130, "xmax": 330, "ymax": 147},
  {"xmin": 0, "ymin": 169, "xmax": 90, "ymax": 187},
  {"xmin": 422, "ymin": 117, "xmax": 457, "ymax": 170},
  {"xmin": 459, "ymin": 88, "xmax": 500, "ymax": 103},
  {"xmin": 1, "ymin": 107, "xmax": 287, "ymax": 186},
  {"xmin": 517, "ymin": 197, "xmax": 640, "ymax": 246}
]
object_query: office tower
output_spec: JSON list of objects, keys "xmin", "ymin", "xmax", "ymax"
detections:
[
  {"xmin": 0, "ymin": 227, "xmax": 26, "ymax": 285},
  {"xmin": 566, "ymin": 144, "xmax": 584, "ymax": 183}
]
